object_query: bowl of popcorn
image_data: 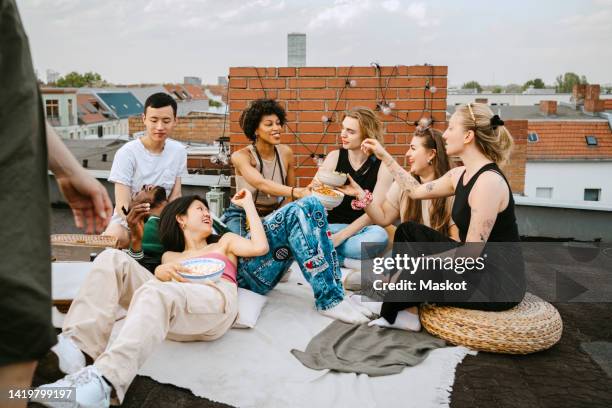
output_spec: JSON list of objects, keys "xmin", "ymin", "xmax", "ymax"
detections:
[
  {"xmin": 312, "ymin": 186, "xmax": 345, "ymax": 210},
  {"xmin": 316, "ymin": 169, "xmax": 348, "ymax": 187},
  {"xmin": 179, "ymin": 258, "xmax": 225, "ymax": 283}
]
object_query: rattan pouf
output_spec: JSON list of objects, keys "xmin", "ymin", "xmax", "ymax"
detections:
[{"xmin": 420, "ymin": 293, "xmax": 563, "ymax": 354}]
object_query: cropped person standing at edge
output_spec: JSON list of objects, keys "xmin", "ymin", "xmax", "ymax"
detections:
[{"xmin": 0, "ymin": 1, "xmax": 112, "ymax": 406}]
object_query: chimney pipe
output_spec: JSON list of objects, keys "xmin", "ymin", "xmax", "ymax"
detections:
[{"xmin": 539, "ymin": 100, "xmax": 557, "ymax": 116}]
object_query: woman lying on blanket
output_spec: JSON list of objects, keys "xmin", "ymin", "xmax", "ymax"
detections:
[
  {"xmin": 221, "ymin": 98, "xmax": 311, "ymax": 235},
  {"xmin": 36, "ymin": 189, "xmax": 268, "ymax": 407},
  {"xmin": 358, "ymin": 104, "xmax": 526, "ymax": 331},
  {"xmin": 37, "ymin": 191, "xmax": 371, "ymax": 406}
]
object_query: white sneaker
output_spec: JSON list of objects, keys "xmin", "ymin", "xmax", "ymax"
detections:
[
  {"xmin": 35, "ymin": 365, "xmax": 112, "ymax": 408},
  {"xmin": 51, "ymin": 333, "xmax": 86, "ymax": 375}
]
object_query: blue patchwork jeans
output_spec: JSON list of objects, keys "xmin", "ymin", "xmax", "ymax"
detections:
[
  {"xmin": 237, "ymin": 196, "xmax": 345, "ymax": 311},
  {"xmin": 221, "ymin": 203, "xmax": 248, "ymax": 237}
]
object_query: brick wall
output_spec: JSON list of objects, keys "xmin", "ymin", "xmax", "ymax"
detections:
[
  {"xmin": 502, "ymin": 120, "xmax": 527, "ymax": 194},
  {"xmin": 228, "ymin": 66, "xmax": 448, "ymax": 187},
  {"xmin": 226, "ymin": 65, "xmax": 526, "ymax": 193},
  {"xmin": 128, "ymin": 113, "xmax": 229, "ymax": 144}
]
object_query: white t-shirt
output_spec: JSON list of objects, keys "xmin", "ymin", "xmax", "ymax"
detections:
[{"xmin": 109, "ymin": 138, "xmax": 187, "ymax": 197}]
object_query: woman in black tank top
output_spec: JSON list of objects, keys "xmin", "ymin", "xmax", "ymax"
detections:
[
  {"xmin": 312, "ymin": 108, "xmax": 393, "ymax": 267},
  {"xmin": 361, "ymin": 103, "xmax": 526, "ymax": 330}
]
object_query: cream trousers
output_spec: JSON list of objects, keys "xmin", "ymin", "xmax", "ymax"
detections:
[{"xmin": 62, "ymin": 249, "xmax": 238, "ymax": 402}]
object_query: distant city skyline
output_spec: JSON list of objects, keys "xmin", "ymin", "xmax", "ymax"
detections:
[{"xmin": 17, "ymin": 0, "xmax": 612, "ymax": 87}]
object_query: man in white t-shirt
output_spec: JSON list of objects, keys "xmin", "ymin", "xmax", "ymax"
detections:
[{"xmin": 103, "ymin": 93, "xmax": 187, "ymax": 248}]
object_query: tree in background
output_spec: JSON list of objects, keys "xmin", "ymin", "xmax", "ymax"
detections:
[
  {"xmin": 555, "ymin": 72, "xmax": 588, "ymax": 93},
  {"xmin": 504, "ymin": 84, "xmax": 523, "ymax": 93},
  {"xmin": 523, "ymin": 78, "xmax": 546, "ymax": 90},
  {"xmin": 462, "ymin": 81, "xmax": 482, "ymax": 92},
  {"xmin": 55, "ymin": 71, "xmax": 108, "ymax": 87},
  {"xmin": 492, "ymin": 86, "xmax": 503, "ymax": 94}
]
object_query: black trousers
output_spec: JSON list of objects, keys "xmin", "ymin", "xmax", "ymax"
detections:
[{"xmin": 380, "ymin": 222, "xmax": 521, "ymax": 324}]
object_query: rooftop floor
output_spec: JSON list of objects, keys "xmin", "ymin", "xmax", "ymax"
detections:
[{"xmin": 41, "ymin": 209, "xmax": 612, "ymax": 407}]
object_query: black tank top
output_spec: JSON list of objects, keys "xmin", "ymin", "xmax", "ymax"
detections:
[
  {"xmin": 327, "ymin": 148, "xmax": 382, "ymax": 224},
  {"xmin": 452, "ymin": 163, "xmax": 520, "ymax": 242}
]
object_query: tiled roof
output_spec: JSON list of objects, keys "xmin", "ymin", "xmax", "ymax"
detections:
[
  {"xmin": 96, "ymin": 92, "xmax": 143, "ymax": 119},
  {"xmin": 76, "ymin": 94, "xmax": 107, "ymax": 124},
  {"xmin": 164, "ymin": 84, "xmax": 190, "ymax": 100},
  {"xmin": 203, "ymin": 84, "xmax": 228, "ymax": 102},
  {"xmin": 182, "ymin": 84, "xmax": 208, "ymax": 100},
  {"xmin": 527, "ymin": 121, "xmax": 612, "ymax": 160}
]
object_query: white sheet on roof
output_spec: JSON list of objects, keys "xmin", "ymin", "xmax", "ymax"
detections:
[{"xmin": 133, "ymin": 262, "xmax": 475, "ymax": 408}]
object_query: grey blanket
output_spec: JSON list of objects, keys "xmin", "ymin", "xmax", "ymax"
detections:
[{"xmin": 291, "ymin": 321, "xmax": 446, "ymax": 376}]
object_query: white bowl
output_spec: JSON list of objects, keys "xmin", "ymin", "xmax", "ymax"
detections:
[
  {"xmin": 316, "ymin": 170, "xmax": 348, "ymax": 187},
  {"xmin": 179, "ymin": 258, "xmax": 225, "ymax": 283},
  {"xmin": 312, "ymin": 188, "xmax": 345, "ymax": 210}
]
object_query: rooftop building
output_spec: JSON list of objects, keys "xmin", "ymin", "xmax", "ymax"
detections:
[{"xmin": 287, "ymin": 33, "xmax": 306, "ymax": 67}]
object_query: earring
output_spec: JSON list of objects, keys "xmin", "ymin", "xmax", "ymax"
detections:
[{"xmin": 428, "ymin": 160, "xmax": 433, "ymax": 165}]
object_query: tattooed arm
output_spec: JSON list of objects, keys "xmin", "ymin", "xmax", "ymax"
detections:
[
  {"xmin": 465, "ymin": 172, "xmax": 508, "ymax": 243},
  {"xmin": 361, "ymin": 138, "xmax": 462, "ymax": 200}
]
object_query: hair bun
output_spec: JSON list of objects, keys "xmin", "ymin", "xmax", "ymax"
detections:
[{"xmin": 490, "ymin": 115, "xmax": 505, "ymax": 129}]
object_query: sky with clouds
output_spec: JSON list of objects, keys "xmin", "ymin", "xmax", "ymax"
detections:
[{"xmin": 16, "ymin": 0, "xmax": 612, "ymax": 87}]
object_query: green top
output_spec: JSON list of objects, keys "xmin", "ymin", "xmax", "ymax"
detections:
[{"xmin": 142, "ymin": 216, "xmax": 164, "ymax": 257}]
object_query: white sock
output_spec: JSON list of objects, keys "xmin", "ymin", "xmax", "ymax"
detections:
[
  {"xmin": 51, "ymin": 333, "xmax": 86, "ymax": 374},
  {"xmin": 342, "ymin": 271, "xmax": 362, "ymax": 291},
  {"xmin": 343, "ymin": 258, "xmax": 362, "ymax": 270},
  {"xmin": 320, "ymin": 299, "xmax": 369, "ymax": 324},
  {"xmin": 349, "ymin": 294, "xmax": 382, "ymax": 317},
  {"xmin": 367, "ymin": 310, "xmax": 422, "ymax": 331}
]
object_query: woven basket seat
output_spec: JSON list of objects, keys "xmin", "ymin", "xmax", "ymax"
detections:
[{"xmin": 420, "ymin": 292, "xmax": 563, "ymax": 354}]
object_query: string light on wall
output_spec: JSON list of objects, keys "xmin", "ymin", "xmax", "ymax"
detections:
[
  {"xmin": 321, "ymin": 115, "xmax": 332, "ymax": 123},
  {"xmin": 377, "ymin": 102, "xmax": 393, "ymax": 116},
  {"xmin": 242, "ymin": 63, "xmax": 441, "ymax": 169},
  {"xmin": 310, "ymin": 153, "xmax": 325, "ymax": 166},
  {"xmin": 210, "ymin": 136, "xmax": 230, "ymax": 165}
]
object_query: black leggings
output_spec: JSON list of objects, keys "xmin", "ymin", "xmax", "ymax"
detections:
[{"xmin": 380, "ymin": 222, "xmax": 521, "ymax": 324}]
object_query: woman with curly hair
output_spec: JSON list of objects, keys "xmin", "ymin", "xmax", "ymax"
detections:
[{"xmin": 221, "ymin": 99, "xmax": 310, "ymax": 235}]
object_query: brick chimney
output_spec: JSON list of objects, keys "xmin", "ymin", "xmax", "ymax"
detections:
[
  {"xmin": 475, "ymin": 98, "xmax": 488, "ymax": 104},
  {"xmin": 572, "ymin": 84, "xmax": 586, "ymax": 104},
  {"xmin": 584, "ymin": 99, "xmax": 604, "ymax": 113},
  {"xmin": 585, "ymin": 84, "xmax": 600, "ymax": 101},
  {"xmin": 539, "ymin": 100, "xmax": 557, "ymax": 116},
  {"xmin": 584, "ymin": 84, "xmax": 604, "ymax": 113}
]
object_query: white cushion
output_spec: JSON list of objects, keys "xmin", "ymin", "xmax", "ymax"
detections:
[{"xmin": 233, "ymin": 288, "xmax": 268, "ymax": 329}]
